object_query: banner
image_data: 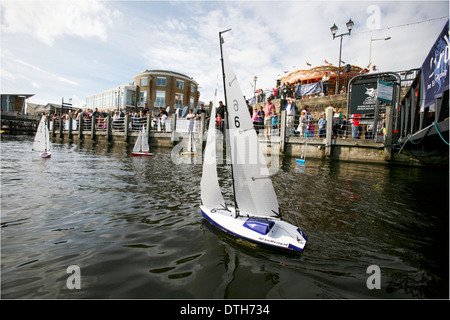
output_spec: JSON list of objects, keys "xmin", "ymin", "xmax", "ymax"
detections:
[
  {"xmin": 421, "ymin": 20, "xmax": 449, "ymax": 108},
  {"xmin": 295, "ymin": 81, "xmax": 323, "ymax": 96}
]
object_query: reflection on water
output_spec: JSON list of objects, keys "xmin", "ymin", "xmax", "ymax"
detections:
[{"xmin": 1, "ymin": 136, "xmax": 448, "ymax": 299}]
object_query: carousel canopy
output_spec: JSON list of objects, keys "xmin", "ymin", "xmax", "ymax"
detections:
[{"xmin": 280, "ymin": 65, "xmax": 363, "ymax": 84}]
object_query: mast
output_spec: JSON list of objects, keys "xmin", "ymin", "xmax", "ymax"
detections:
[{"xmin": 219, "ymin": 29, "xmax": 239, "ymax": 218}]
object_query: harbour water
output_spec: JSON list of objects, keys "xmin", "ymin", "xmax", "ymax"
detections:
[{"xmin": 1, "ymin": 136, "xmax": 448, "ymax": 299}]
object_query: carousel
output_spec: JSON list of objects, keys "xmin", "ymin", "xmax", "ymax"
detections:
[{"xmin": 280, "ymin": 65, "xmax": 364, "ymax": 95}]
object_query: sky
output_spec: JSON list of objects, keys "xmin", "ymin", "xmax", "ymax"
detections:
[{"xmin": 1, "ymin": 0, "xmax": 449, "ymax": 109}]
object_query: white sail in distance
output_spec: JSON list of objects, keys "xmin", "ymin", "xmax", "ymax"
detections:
[
  {"xmin": 141, "ymin": 128, "xmax": 149, "ymax": 152},
  {"xmin": 200, "ymin": 86, "xmax": 226, "ymax": 208},
  {"xmin": 221, "ymin": 39, "xmax": 279, "ymax": 218},
  {"xmin": 32, "ymin": 116, "xmax": 50, "ymax": 153},
  {"xmin": 133, "ymin": 127, "xmax": 150, "ymax": 153}
]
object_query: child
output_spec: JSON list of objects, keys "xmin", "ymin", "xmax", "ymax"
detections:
[{"xmin": 270, "ymin": 108, "xmax": 279, "ymax": 136}]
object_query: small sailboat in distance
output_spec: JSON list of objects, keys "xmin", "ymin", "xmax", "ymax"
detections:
[
  {"xmin": 200, "ymin": 30, "xmax": 307, "ymax": 253},
  {"xmin": 132, "ymin": 126, "xmax": 153, "ymax": 156},
  {"xmin": 32, "ymin": 115, "xmax": 52, "ymax": 158},
  {"xmin": 296, "ymin": 141, "xmax": 307, "ymax": 165}
]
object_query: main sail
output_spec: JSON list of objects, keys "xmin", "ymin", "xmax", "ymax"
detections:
[
  {"xmin": 32, "ymin": 116, "xmax": 49, "ymax": 152},
  {"xmin": 200, "ymin": 87, "xmax": 226, "ymax": 208},
  {"xmin": 133, "ymin": 129, "xmax": 142, "ymax": 152},
  {"xmin": 221, "ymin": 38, "xmax": 279, "ymax": 218}
]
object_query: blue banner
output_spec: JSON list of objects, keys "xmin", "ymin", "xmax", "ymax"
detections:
[
  {"xmin": 421, "ymin": 20, "xmax": 449, "ymax": 108},
  {"xmin": 295, "ymin": 81, "xmax": 323, "ymax": 97}
]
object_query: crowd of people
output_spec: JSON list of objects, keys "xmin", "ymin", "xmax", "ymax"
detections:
[
  {"xmin": 48, "ymin": 103, "xmax": 172, "ymax": 132},
  {"xmin": 245, "ymin": 97, "xmax": 386, "ymax": 140}
]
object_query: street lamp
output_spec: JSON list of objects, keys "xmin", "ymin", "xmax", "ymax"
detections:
[
  {"xmin": 253, "ymin": 76, "xmax": 258, "ymax": 103},
  {"xmin": 330, "ymin": 19, "xmax": 354, "ymax": 94},
  {"xmin": 369, "ymin": 36, "xmax": 391, "ymax": 65}
]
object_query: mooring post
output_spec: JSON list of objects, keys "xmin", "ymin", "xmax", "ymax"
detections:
[
  {"xmin": 106, "ymin": 114, "xmax": 111, "ymax": 142},
  {"xmin": 59, "ymin": 116, "xmax": 64, "ymax": 139},
  {"xmin": 325, "ymin": 106, "xmax": 334, "ymax": 156},
  {"xmin": 78, "ymin": 116, "xmax": 83, "ymax": 139},
  {"xmin": 384, "ymin": 105, "xmax": 393, "ymax": 161},
  {"xmin": 171, "ymin": 113, "xmax": 177, "ymax": 145},
  {"xmin": 280, "ymin": 110, "xmax": 286, "ymax": 153},
  {"xmin": 91, "ymin": 115, "xmax": 96, "ymax": 140},
  {"xmin": 124, "ymin": 114, "xmax": 129, "ymax": 142},
  {"xmin": 68, "ymin": 114, "xmax": 73, "ymax": 139},
  {"xmin": 146, "ymin": 114, "xmax": 151, "ymax": 144}
]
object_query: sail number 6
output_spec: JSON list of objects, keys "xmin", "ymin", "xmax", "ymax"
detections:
[{"xmin": 233, "ymin": 99, "xmax": 240, "ymax": 128}]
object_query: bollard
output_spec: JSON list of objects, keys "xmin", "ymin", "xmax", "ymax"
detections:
[
  {"xmin": 171, "ymin": 113, "xmax": 177, "ymax": 145},
  {"xmin": 325, "ymin": 106, "xmax": 334, "ymax": 156},
  {"xmin": 124, "ymin": 114, "xmax": 129, "ymax": 142},
  {"xmin": 78, "ymin": 117, "xmax": 83, "ymax": 139},
  {"xmin": 106, "ymin": 114, "xmax": 111, "ymax": 142},
  {"xmin": 59, "ymin": 117, "xmax": 64, "ymax": 139},
  {"xmin": 280, "ymin": 110, "xmax": 286, "ymax": 153},
  {"xmin": 91, "ymin": 115, "xmax": 96, "ymax": 140},
  {"xmin": 68, "ymin": 114, "xmax": 73, "ymax": 140}
]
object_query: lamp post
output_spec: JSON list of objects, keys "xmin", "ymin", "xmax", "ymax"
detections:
[
  {"xmin": 253, "ymin": 76, "xmax": 258, "ymax": 103},
  {"xmin": 369, "ymin": 36, "xmax": 391, "ymax": 65},
  {"xmin": 330, "ymin": 19, "xmax": 354, "ymax": 94},
  {"xmin": 115, "ymin": 87, "xmax": 123, "ymax": 111}
]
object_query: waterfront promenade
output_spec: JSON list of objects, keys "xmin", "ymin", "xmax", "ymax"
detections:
[{"xmin": 42, "ymin": 95, "xmax": 421, "ymax": 166}]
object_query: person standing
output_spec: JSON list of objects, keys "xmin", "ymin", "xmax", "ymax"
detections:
[
  {"xmin": 285, "ymin": 97, "xmax": 296, "ymax": 136},
  {"xmin": 257, "ymin": 106, "xmax": 265, "ymax": 134},
  {"xmin": 217, "ymin": 101, "xmax": 225, "ymax": 132},
  {"xmin": 186, "ymin": 108, "xmax": 196, "ymax": 133},
  {"xmin": 270, "ymin": 108, "xmax": 279, "ymax": 136},
  {"xmin": 297, "ymin": 110, "xmax": 308, "ymax": 137},
  {"xmin": 322, "ymin": 72, "xmax": 330, "ymax": 96},
  {"xmin": 318, "ymin": 112, "xmax": 327, "ymax": 137},
  {"xmin": 351, "ymin": 114, "xmax": 362, "ymax": 139},
  {"xmin": 264, "ymin": 97, "xmax": 275, "ymax": 136}
]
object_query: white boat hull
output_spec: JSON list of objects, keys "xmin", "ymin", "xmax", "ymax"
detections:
[{"xmin": 200, "ymin": 205, "xmax": 307, "ymax": 253}]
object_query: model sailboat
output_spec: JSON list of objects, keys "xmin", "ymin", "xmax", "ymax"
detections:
[
  {"xmin": 32, "ymin": 115, "xmax": 52, "ymax": 158},
  {"xmin": 200, "ymin": 31, "xmax": 307, "ymax": 253},
  {"xmin": 132, "ymin": 126, "xmax": 153, "ymax": 156},
  {"xmin": 181, "ymin": 132, "xmax": 197, "ymax": 156}
]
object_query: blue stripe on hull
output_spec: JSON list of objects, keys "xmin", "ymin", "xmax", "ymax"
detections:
[{"xmin": 201, "ymin": 209, "xmax": 304, "ymax": 253}]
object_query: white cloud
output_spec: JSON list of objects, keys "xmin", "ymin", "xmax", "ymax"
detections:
[{"xmin": 1, "ymin": 0, "xmax": 121, "ymax": 46}]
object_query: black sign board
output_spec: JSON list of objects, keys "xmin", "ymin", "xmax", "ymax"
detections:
[{"xmin": 349, "ymin": 81, "xmax": 386, "ymax": 114}]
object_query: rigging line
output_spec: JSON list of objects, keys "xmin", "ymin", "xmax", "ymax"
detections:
[
  {"xmin": 353, "ymin": 16, "xmax": 448, "ymax": 35},
  {"xmin": 433, "ymin": 121, "xmax": 450, "ymax": 146}
]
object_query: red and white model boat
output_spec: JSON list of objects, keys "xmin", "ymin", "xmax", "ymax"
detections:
[
  {"xmin": 32, "ymin": 115, "xmax": 52, "ymax": 158},
  {"xmin": 132, "ymin": 126, "xmax": 153, "ymax": 157}
]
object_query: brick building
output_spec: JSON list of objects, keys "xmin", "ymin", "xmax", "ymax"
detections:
[
  {"xmin": 133, "ymin": 70, "xmax": 200, "ymax": 112},
  {"xmin": 86, "ymin": 70, "xmax": 200, "ymax": 114}
]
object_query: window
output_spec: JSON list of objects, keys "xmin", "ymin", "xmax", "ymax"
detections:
[
  {"xmin": 176, "ymin": 80, "xmax": 184, "ymax": 89},
  {"xmin": 140, "ymin": 77, "xmax": 148, "ymax": 86},
  {"xmin": 157, "ymin": 77, "xmax": 166, "ymax": 86},
  {"xmin": 175, "ymin": 93, "xmax": 184, "ymax": 108},
  {"xmin": 139, "ymin": 91, "xmax": 147, "ymax": 106},
  {"xmin": 191, "ymin": 84, "xmax": 196, "ymax": 93},
  {"xmin": 156, "ymin": 91, "xmax": 166, "ymax": 107},
  {"xmin": 190, "ymin": 97, "xmax": 195, "ymax": 109}
]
